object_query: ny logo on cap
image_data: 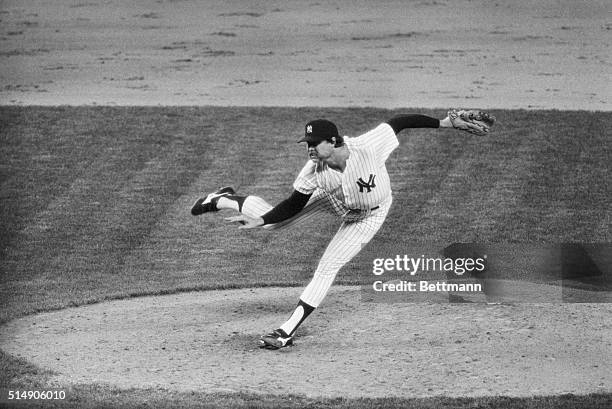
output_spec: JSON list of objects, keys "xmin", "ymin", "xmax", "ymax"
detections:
[{"xmin": 306, "ymin": 125, "xmax": 313, "ymax": 133}]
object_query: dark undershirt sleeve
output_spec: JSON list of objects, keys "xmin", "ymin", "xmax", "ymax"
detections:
[
  {"xmin": 261, "ymin": 190, "xmax": 311, "ymax": 225},
  {"xmin": 385, "ymin": 114, "xmax": 440, "ymax": 134}
]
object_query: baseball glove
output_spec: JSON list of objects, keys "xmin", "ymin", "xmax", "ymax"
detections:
[{"xmin": 448, "ymin": 109, "xmax": 495, "ymax": 135}]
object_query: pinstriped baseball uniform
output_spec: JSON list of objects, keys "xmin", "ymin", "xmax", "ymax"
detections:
[
  {"xmin": 191, "ymin": 112, "xmax": 479, "ymax": 347},
  {"xmin": 240, "ymin": 123, "xmax": 399, "ymax": 307}
]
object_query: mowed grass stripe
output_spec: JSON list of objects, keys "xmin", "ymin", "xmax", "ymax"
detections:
[
  {"xmin": 1, "ymin": 107, "xmax": 611, "ymax": 324},
  {"xmin": 1, "ymin": 107, "xmax": 611, "ymax": 408},
  {"xmin": 398, "ymin": 111, "xmax": 534, "ymax": 242},
  {"xmin": 388, "ymin": 126, "xmax": 480, "ymax": 241},
  {"xmin": 388, "ymin": 110, "xmax": 611, "ymax": 242},
  {"xmin": 516, "ymin": 111, "xmax": 611, "ymax": 240},
  {"xmin": 0, "ymin": 108, "xmax": 108, "ymax": 254},
  {"xmin": 119, "ymin": 108, "xmax": 312, "ymax": 290},
  {"xmin": 0, "ymin": 107, "xmax": 236, "ymax": 320}
]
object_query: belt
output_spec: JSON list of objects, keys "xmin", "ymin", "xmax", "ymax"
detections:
[{"xmin": 347, "ymin": 205, "xmax": 379, "ymax": 213}]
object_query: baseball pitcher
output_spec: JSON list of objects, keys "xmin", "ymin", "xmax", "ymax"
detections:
[{"xmin": 191, "ymin": 109, "xmax": 494, "ymax": 349}]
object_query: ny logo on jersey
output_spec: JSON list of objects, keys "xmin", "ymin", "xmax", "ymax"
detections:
[{"xmin": 356, "ymin": 174, "xmax": 376, "ymax": 193}]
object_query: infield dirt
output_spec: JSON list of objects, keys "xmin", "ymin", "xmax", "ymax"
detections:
[
  {"xmin": 0, "ymin": 0, "xmax": 610, "ymax": 109},
  {"xmin": 1, "ymin": 286, "xmax": 611, "ymax": 398}
]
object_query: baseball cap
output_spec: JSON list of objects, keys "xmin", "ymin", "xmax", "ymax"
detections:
[{"xmin": 297, "ymin": 119, "xmax": 339, "ymax": 144}]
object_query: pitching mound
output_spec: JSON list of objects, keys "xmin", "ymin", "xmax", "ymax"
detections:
[{"xmin": 1, "ymin": 286, "xmax": 610, "ymax": 398}]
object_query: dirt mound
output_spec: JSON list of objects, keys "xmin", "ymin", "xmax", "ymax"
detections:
[{"xmin": 1, "ymin": 286, "xmax": 610, "ymax": 398}]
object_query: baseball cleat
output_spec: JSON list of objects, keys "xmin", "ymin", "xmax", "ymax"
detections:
[
  {"xmin": 191, "ymin": 186, "xmax": 235, "ymax": 216},
  {"xmin": 258, "ymin": 329, "xmax": 293, "ymax": 350}
]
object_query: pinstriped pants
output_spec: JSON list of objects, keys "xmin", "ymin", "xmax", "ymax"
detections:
[{"xmin": 241, "ymin": 190, "xmax": 392, "ymax": 307}]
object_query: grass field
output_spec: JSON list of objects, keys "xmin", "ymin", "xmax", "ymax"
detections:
[{"xmin": 1, "ymin": 106, "xmax": 611, "ymax": 408}]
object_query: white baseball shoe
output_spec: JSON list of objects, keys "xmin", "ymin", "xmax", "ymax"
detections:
[
  {"xmin": 259, "ymin": 329, "xmax": 294, "ymax": 350},
  {"xmin": 191, "ymin": 186, "xmax": 235, "ymax": 216}
]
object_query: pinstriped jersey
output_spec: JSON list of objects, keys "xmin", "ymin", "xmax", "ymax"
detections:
[{"xmin": 293, "ymin": 123, "xmax": 399, "ymax": 212}]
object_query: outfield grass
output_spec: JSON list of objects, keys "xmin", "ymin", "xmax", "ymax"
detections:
[{"xmin": 1, "ymin": 106, "xmax": 610, "ymax": 408}]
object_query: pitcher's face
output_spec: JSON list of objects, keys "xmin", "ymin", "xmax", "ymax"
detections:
[{"xmin": 307, "ymin": 139, "xmax": 334, "ymax": 163}]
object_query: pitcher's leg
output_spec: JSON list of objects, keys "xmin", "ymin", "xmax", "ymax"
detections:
[
  {"xmin": 276, "ymin": 203, "xmax": 391, "ymax": 340},
  {"xmin": 221, "ymin": 195, "xmax": 273, "ymax": 218},
  {"xmin": 276, "ymin": 230, "xmax": 366, "ymax": 339},
  {"xmin": 299, "ymin": 220, "xmax": 382, "ymax": 307},
  {"xmin": 192, "ymin": 187, "xmax": 337, "ymax": 232}
]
